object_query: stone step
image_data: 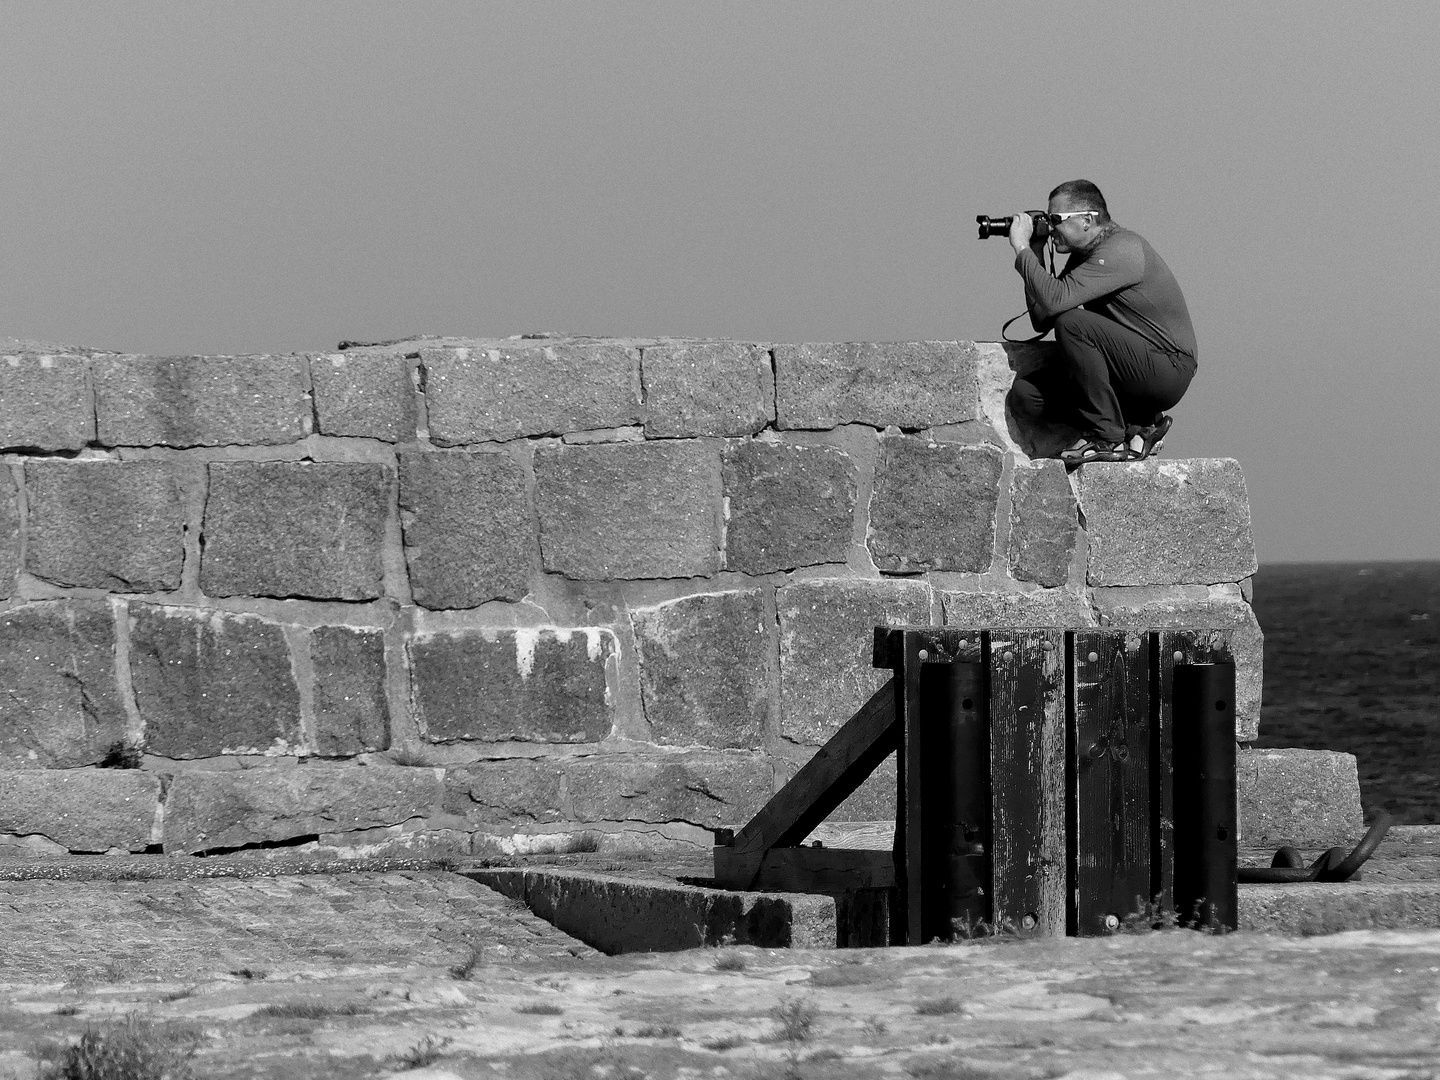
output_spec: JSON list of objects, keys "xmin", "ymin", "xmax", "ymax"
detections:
[
  {"xmin": 1239, "ymin": 882, "xmax": 1440, "ymax": 934},
  {"xmin": 805, "ymin": 822, "xmax": 1440, "ymax": 934}
]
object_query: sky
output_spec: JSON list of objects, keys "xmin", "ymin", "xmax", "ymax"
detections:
[{"xmin": 2, "ymin": 1, "xmax": 1436, "ymax": 563}]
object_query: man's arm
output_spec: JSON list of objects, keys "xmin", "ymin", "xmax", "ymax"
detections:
[
  {"xmin": 1006, "ymin": 213, "xmax": 1056, "ymax": 333},
  {"xmin": 1014, "ymin": 241, "xmax": 1144, "ymax": 320}
]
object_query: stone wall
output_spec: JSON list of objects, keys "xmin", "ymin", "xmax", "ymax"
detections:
[{"xmin": 0, "ymin": 337, "xmax": 1262, "ymax": 858}]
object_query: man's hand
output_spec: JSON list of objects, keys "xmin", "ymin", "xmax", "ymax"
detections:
[{"xmin": 1008, "ymin": 211, "xmax": 1035, "ymax": 255}]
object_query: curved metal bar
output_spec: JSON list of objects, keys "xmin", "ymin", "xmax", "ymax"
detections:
[
  {"xmin": 1238, "ymin": 865, "xmax": 1317, "ymax": 883},
  {"xmin": 1237, "ymin": 814, "xmax": 1393, "ymax": 885},
  {"xmin": 1317, "ymin": 813, "xmax": 1393, "ymax": 883},
  {"xmin": 1271, "ymin": 846, "xmax": 1304, "ymax": 869}
]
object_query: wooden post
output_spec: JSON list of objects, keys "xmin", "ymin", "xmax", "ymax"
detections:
[
  {"xmin": 1069, "ymin": 630, "xmax": 1151, "ymax": 935},
  {"xmin": 1172, "ymin": 660, "xmax": 1238, "ymax": 931},
  {"xmin": 1153, "ymin": 630, "xmax": 1234, "ymax": 915},
  {"xmin": 881, "ymin": 628, "xmax": 985, "ymax": 944},
  {"xmin": 988, "ymin": 629, "xmax": 1066, "ymax": 937},
  {"xmin": 917, "ymin": 658, "xmax": 987, "ymax": 941}
]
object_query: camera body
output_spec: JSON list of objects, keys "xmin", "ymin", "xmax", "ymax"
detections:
[{"xmin": 977, "ymin": 212, "xmax": 1049, "ymax": 241}]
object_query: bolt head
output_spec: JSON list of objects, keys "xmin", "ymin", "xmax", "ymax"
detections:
[
  {"xmin": 917, "ymin": 648, "xmax": 929, "ymax": 661},
  {"xmin": 1087, "ymin": 651, "xmax": 1099, "ymax": 663},
  {"xmin": 1104, "ymin": 914, "xmax": 1120, "ymax": 930}
]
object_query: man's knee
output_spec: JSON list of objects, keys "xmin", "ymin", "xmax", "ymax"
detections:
[
  {"xmin": 1052, "ymin": 307, "xmax": 1088, "ymax": 341},
  {"xmin": 1007, "ymin": 378, "xmax": 1044, "ymax": 419}
]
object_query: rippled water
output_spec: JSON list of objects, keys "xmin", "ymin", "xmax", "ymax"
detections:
[{"xmin": 1252, "ymin": 561, "xmax": 1440, "ymax": 823}]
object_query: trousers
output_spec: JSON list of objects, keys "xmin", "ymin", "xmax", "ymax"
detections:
[{"xmin": 1008, "ymin": 308, "xmax": 1195, "ymax": 444}]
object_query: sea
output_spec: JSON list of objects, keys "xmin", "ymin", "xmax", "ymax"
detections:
[{"xmin": 1253, "ymin": 561, "xmax": 1440, "ymax": 824}]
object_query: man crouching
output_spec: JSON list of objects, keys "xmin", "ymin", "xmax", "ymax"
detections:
[{"xmin": 1005, "ymin": 179, "xmax": 1196, "ymax": 465}]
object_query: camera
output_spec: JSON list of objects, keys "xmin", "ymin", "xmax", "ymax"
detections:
[{"xmin": 976, "ymin": 212, "xmax": 1049, "ymax": 241}]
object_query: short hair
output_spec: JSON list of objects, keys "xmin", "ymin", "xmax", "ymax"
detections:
[{"xmin": 1049, "ymin": 179, "xmax": 1110, "ymax": 222}]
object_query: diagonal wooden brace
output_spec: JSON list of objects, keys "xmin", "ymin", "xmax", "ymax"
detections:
[{"xmin": 712, "ymin": 681, "xmax": 898, "ymax": 890}]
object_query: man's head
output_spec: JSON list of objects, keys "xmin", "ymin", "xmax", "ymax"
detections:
[{"xmin": 1046, "ymin": 179, "xmax": 1111, "ymax": 255}]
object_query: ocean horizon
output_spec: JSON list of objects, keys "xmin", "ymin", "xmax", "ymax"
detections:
[{"xmin": 1253, "ymin": 559, "xmax": 1440, "ymax": 824}]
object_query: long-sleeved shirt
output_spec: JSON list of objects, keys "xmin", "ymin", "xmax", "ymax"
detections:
[{"xmin": 1015, "ymin": 225, "xmax": 1197, "ymax": 362}]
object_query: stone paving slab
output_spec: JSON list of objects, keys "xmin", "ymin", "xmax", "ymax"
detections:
[
  {"xmin": 0, "ymin": 872, "xmax": 592, "ymax": 986},
  {"xmin": 3, "ymin": 893, "xmax": 1440, "ymax": 1079},
  {"xmin": 4, "ymin": 841, "xmax": 1440, "ymax": 1078}
]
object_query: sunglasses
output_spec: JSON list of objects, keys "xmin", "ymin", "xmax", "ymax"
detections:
[{"xmin": 1044, "ymin": 210, "xmax": 1098, "ymax": 227}]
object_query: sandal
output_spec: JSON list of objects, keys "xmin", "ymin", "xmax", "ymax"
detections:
[
  {"xmin": 1126, "ymin": 415, "xmax": 1173, "ymax": 460},
  {"xmin": 1058, "ymin": 438, "xmax": 1131, "ymax": 465}
]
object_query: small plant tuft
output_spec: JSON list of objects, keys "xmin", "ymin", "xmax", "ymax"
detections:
[
  {"xmin": 515, "ymin": 1001, "xmax": 564, "ymax": 1016},
  {"xmin": 54, "ymin": 1004, "xmax": 80, "ymax": 1017},
  {"xmin": 387, "ymin": 747, "xmax": 431, "ymax": 768},
  {"xmin": 631, "ymin": 1024, "xmax": 681, "ymax": 1038},
  {"xmin": 713, "ymin": 951, "xmax": 746, "ymax": 972},
  {"xmin": 391, "ymin": 1034, "xmax": 452, "ymax": 1071},
  {"xmin": 769, "ymin": 997, "xmax": 818, "ymax": 1043},
  {"xmin": 448, "ymin": 945, "xmax": 481, "ymax": 981},
  {"xmin": 907, "ymin": 1060, "xmax": 994, "ymax": 1079},
  {"xmin": 227, "ymin": 968, "xmax": 266, "ymax": 981},
  {"xmin": 860, "ymin": 1015, "xmax": 888, "ymax": 1037},
  {"xmin": 701, "ymin": 1034, "xmax": 746, "ymax": 1051},
  {"xmin": 1120, "ymin": 894, "xmax": 1180, "ymax": 933},
  {"xmin": 37, "ymin": 1015, "xmax": 202, "ymax": 1080},
  {"xmin": 950, "ymin": 914, "xmax": 1020, "ymax": 941},
  {"xmin": 252, "ymin": 1001, "xmax": 361, "ymax": 1020},
  {"xmin": 915, "ymin": 996, "xmax": 962, "ymax": 1017},
  {"xmin": 98, "ymin": 962, "xmax": 129, "ymax": 985}
]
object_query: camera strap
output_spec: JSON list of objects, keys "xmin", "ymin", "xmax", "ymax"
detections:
[
  {"xmin": 1002, "ymin": 242, "xmax": 1057, "ymax": 342},
  {"xmin": 1001, "ymin": 312, "xmax": 1044, "ymax": 342}
]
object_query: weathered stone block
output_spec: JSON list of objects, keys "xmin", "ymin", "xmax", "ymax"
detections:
[
  {"xmin": 1008, "ymin": 460, "xmax": 1077, "ymax": 587},
  {"xmin": 974, "ymin": 340, "xmax": 1084, "ymax": 460},
  {"xmin": 398, "ymin": 451, "xmax": 532, "ymax": 608},
  {"xmin": 1238, "ymin": 748, "xmax": 1363, "ymax": 846},
  {"xmin": 162, "ymin": 765, "xmax": 442, "ymax": 854},
  {"xmin": 0, "ymin": 601, "xmax": 127, "ymax": 769},
  {"xmin": 631, "ymin": 590, "xmax": 775, "ymax": 750},
  {"xmin": 311, "ymin": 626, "xmax": 390, "ymax": 755},
  {"xmin": 201, "ymin": 462, "xmax": 389, "ymax": 600},
  {"xmin": 568, "ymin": 752, "xmax": 772, "ymax": 828},
  {"xmin": 422, "ymin": 343, "xmax": 643, "ymax": 444},
  {"xmin": 442, "ymin": 759, "xmax": 566, "ymax": 824},
  {"xmin": 641, "ymin": 342, "xmax": 774, "ymax": 437},
  {"xmin": 535, "ymin": 441, "xmax": 721, "ymax": 580},
  {"xmin": 774, "ymin": 342, "xmax": 979, "ymax": 429},
  {"xmin": 0, "ymin": 353, "xmax": 94, "ymax": 450},
  {"xmin": 0, "ymin": 770, "xmax": 160, "ymax": 852},
  {"xmin": 723, "ymin": 441, "xmax": 856, "ymax": 574},
  {"xmin": 1091, "ymin": 585, "xmax": 1263, "ymax": 741},
  {"xmin": 1078, "ymin": 459, "xmax": 1258, "ymax": 586},
  {"xmin": 411, "ymin": 628, "xmax": 615, "ymax": 744},
  {"xmin": 92, "ymin": 354, "xmax": 308, "ymax": 447},
  {"xmin": 777, "ymin": 579, "xmax": 931, "ymax": 744},
  {"xmin": 0, "ymin": 470, "xmax": 17, "ymax": 599},
  {"xmin": 317, "ymin": 824, "xmax": 472, "ymax": 860},
  {"xmin": 867, "ymin": 438, "xmax": 1003, "ymax": 573},
  {"xmin": 24, "ymin": 461, "xmax": 186, "ymax": 592},
  {"xmin": 942, "ymin": 588, "xmax": 1096, "ymax": 628},
  {"xmin": 310, "ymin": 351, "xmax": 416, "ymax": 441},
  {"xmin": 129, "ymin": 605, "xmax": 302, "ymax": 758}
]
